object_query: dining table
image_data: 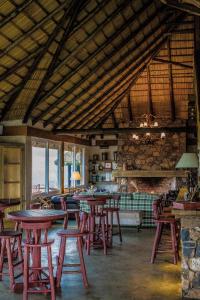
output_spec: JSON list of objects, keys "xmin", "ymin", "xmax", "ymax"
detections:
[{"xmin": 7, "ymin": 209, "xmax": 67, "ymax": 283}]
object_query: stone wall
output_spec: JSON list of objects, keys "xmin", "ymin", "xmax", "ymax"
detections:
[
  {"xmin": 181, "ymin": 217, "xmax": 200, "ymax": 299},
  {"xmin": 117, "ymin": 132, "xmax": 186, "ymax": 170}
]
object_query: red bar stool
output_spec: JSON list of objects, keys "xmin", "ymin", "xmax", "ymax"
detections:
[
  {"xmin": 0, "ymin": 229, "xmax": 23, "ymax": 291},
  {"xmin": 21, "ymin": 221, "xmax": 55, "ymax": 300},
  {"xmin": 103, "ymin": 194, "xmax": 122, "ymax": 245},
  {"xmin": 151, "ymin": 199, "xmax": 179, "ymax": 264},
  {"xmin": 60, "ymin": 197, "xmax": 80, "ymax": 229},
  {"xmin": 56, "ymin": 212, "xmax": 89, "ymax": 288},
  {"xmin": 87, "ymin": 198, "xmax": 108, "ymax": 255}
]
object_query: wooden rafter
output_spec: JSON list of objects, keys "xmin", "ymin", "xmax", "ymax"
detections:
[
  {"xmin": 152, "ymin": 57, "xmax": 193, "ymax": 69},
  {"xmin": 0, "ymin": 2, "xmax": 74, "ymax": 122},
  {"xmin": 54, "ymin": 12, "xmax": 184, "ymax": 130},
  {"xmin": 54, "ymin": 127, "xmax": 186, "ymax": 135},
  {"xmin": 0, "ymin": 0, "xmax": 33, "ymax": 29},
  {"xmin": 167, "ymin": 39, "xmax": 176, "ymax": 121},
  {"xmin": 44, "ymin": 7, "xmax": 172, "ymax": 128},
  {"xmin": 147, "ymin": 65, "xmax": 153, "ymax": 115},
  {"xmin": 33, "ymin": 0, "xmax": 155, "ymax": 125},
  {"xmin": 31, "ymin": 0, "xmax": 155, "ymax": 115},
  {"xmin": 127, "ymin": 93, "xmax": 133, "ymax": 122},
  {"xmin": 23, "ymin": 0, "xmax": 83, "ymax": 123},
  {"xmin": 194, "ymin": 16, "xmax": 200, "ymax": 119},
  {"xmin": 160, "ymin": 0, "xmax": 200, "ymax": 16}
]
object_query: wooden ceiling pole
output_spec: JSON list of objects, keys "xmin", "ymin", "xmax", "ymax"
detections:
[
  {"xmin": 194, "ymin": 16, "xmax": 200, "ymax": 122},
  {"xmin": 112, "ymin": 112, "xmax": 118, "ymax": 129},
  {"xmin": 167, "ymin": 38, "xmax": 176, "ymax": 121},
  {"xmin": 0, "ymin": 2, "xmax": 74, "ymax": 122},
  {"xmin": 0, "ymin": 0, "xmax": 33, "ymax": 28},
  {"xmin": 127, "ymin": 92, "xmax": 134, "ymax": 122},
  {"xmin": 153, "ymin": 57, "xmax": 193, "ymax": 69},
  {"xmin": 147, "ymin": 65, "xmax": 154, "ymax": 115},
  {"xmin": 31, "ymin": 0, "xmax": 155, "ymax": 114},
  {"xmin": 33, "ymin": 2, "xmax": 160, "ymax": 125},
  {"xmin": 45, "ymin": 10, "xmax": 178, "ymax": 129},
  {"xmin": 23, "ymin": 0, "xmax": 83, "ymax": 123},
  {"xmin": 159, "ymin": 0, "xmax": 200, "ymax": 16}
]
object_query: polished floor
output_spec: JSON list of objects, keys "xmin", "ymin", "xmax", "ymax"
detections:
[{"xmin": 0, "ymin": 225, "xmax": 181, "ymax": 300}]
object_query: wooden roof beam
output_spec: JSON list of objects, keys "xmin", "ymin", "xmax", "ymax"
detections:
[
  {"xmin": 194, "ymin": 16, "xmax": 200, "ymax": 120},
  {"xmin": 167, "ymin": 39, "xmax": 176, "ymax": 121},
  {"xmin": 153, "ymin": 57, "xmax": 193, "ymax": 69},
  {"xmin": 160, "ymin": 0, "xmax": 200, "ymax": 16},
  {"xmin": 23, "ymin": 0, "xmax": 83, "ymax": 123},
  {"xmin": 54, "ymin": 127, "xmax": 186, "ymax": 135}
]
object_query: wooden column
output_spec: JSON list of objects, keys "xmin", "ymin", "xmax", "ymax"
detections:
[{"xmin": 60, "ymin": 142, "xmax": 65, "ymax": 194}]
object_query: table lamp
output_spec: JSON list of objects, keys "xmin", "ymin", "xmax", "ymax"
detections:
[
  {"xmin": 71, "ymin": 171, "xmax": 81, "ymax": 187},
  {"xmin": 175, "ymin": 152, "xmax": 199, "ymax": 194}
]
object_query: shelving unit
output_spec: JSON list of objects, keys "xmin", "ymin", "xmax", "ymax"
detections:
[
  {"xmin": 89, "ymin": 159, "xmax": 118, "ymax": 185},
  {"xmin": 0, "ymin": 144, "xmax": 24, "ymax": 206}
]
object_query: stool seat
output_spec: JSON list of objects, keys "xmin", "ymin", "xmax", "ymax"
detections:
[
  {"xmin": 103, "ymin": 207, "xmax": 119, "ymax": 212},
  {"xmin": 57, "ymin": 229, "xmax": 85, "ymax": 237},
  {"xmin": 0, "ymin": 230, "xmax": 22, "ymax": 238}
]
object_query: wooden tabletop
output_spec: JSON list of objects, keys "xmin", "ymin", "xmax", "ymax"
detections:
[{"xmin": 7, "ymin": 209, "xmax": 67, "ymax": 222}]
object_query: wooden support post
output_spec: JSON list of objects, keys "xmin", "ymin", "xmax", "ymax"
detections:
[
  {"xmin": 194, "ymin": 16, "xmax": 200, "ymax": 154},
  {"xmin": 147, "ymin": 65, "xmax": 153, "ymax": 114},
  {"xmin": 127, "ymin": 93, "xmax": 133, "ymax": 122},
  {"xmin": 167, "ymin": 39, "xmax": 176, "ymax": 121},
  {"xmin": 60, "ymin": 142, "xmax": 65, "ymax": 194}
]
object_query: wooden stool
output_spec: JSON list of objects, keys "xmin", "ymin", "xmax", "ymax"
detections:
[
  {"xmin": 60, "ymin": 197, "xmax": 80, "ymax": 229},
  {"xmin": 0, "ymin": 230, "xmax": 23, "ymax": 291},
  {"xmin": 103, "ymin": 195, "xmax": 122, "ymax": 245},
  {"xmin": 21, "ymin": 221, "xmax": 55, "ymax": 300},
  {"xmin": 56, "ymin": 212, "xmax": 89, "ymax": 288},
  {"xmin": 151, "ymin": 199, "xmax": 179, "ymax": 264},
  {"xmin": 87, "ymin": 198, "xmax": 108, "ymax": 255}
]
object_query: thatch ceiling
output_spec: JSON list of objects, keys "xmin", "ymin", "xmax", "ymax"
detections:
[{"xmin": 0, "ymin": 0, "xmax": 195, "ymax": 133}]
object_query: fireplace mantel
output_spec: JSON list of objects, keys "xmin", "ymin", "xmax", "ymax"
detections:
[{"xmin": 112, "ymin": 170, "xmax": 188, "ymax": 178}]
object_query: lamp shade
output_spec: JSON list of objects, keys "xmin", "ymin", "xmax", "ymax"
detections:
[
  {"xmin": 175, "ymin": 153, "xmax": 199, "ymax": 169},
  {"xmin": 71, "ymin": 171, "xmax": 81, "ymax": 180}
]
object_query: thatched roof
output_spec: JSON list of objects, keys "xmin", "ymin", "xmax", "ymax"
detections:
[{"xmin": 0, "ymin": 0, "xmax": 195, "ymax": 133}]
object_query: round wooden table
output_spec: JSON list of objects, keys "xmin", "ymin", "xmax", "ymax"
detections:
[{"xmin": 7, "ymin": 209, "xmax": 67, "ymax": 283}]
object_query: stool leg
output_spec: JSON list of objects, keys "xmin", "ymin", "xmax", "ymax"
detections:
[
  {"xmin": 77, "ymin": 237, "xmax": 88, "ymax": 288},
  {"xmin": 6, "ymin": 238, "xmax": 15, "ymax": 291},
  {"xmin": 47, "ymin": 246, "xmax": 55, "ymax": 300},
  {"xmin": 116, "ymin": 210, "xmax": 122, "ymax": 243},
  {"xmin": 101, "ymin": 217, "xmax": 107, "ymax": 255},
  {"xmin": 0, "ymin": 238, "xmax": 6, "ymax": 280},
  {"xmin": 56, "ymin": 236, "xmax": 66, "ymax": 288},
  {"xmin": 151, "ymin": 222, "xmax": 162, "ymax": 263},
  {"xmin": 170, "ymin": 223, "xmax": 178, "ymax": 264},
  {"xmin": 17, "ymin": 236, "xmax": 23, "ymax": 273},
  {"xmin": 75, "ymin": 212, "xmax": 80, "ymax": 228},
  {"xmin": 87, "ymin": 217, "xmax": 92, "ymax": 255},
  {"xmin": 110, "ymin": 212, "xmax": 113, "ymax": 246},
  {"xmin": 23, "ymin": 246, "xmax": 29, "ymax": 300},
  {"xmin": 63, "ymin": 214, "xmax": 68, "ymax": 229}
]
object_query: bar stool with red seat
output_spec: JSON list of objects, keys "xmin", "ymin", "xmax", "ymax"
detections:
[
  {"xmin": 103, "ymin": 194, "xmax": 122, "ymax": 245},
  {"xmin": 0, "ymin": 214, "xmax": 23, "ymax": 292},
  {"xmin": 86, "ymin": 197, "xmax": 108, "ymax": 255},
  {"xmin": 151, "ymin": 199, "xmax": 179, "ymax": 264},
  {"xmin": 21, "ymin": 221, "xmax": 55, "ymax": 300},
  {"xmin": 56, "ymin": 212, "xmax": 89, "ymax": 288},
  {"xmin": 60, "ymin": 197, "xmax": 80, "ymax": 229}
]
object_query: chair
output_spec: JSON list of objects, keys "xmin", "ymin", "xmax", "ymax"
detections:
[
  {"xmin": 103, "ymin": 194, "xmax": 122, "ymax": 245},
  {"xmin": 0, "ymin": 229, "xmax": 23, "ymax": 291},
  {"xmin": 56, "ymin": 212, "xmax": 89, "ymax": 288},
  {"xmin": 86, "ymin": 198, "xmax": 108, "ymax": 255},
  {"xmin": 21, "ymin": 221, "xmax": 55, "ymax": 300},
  {"xmin": 151, "ymin": 199, "xmax": 179, "ymax": 264},
  {"xmin": 60, "ymin": 197, "xmax": 80, "ymax": 229}
]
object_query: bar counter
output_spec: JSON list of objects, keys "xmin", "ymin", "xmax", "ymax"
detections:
[{"xmin": 172, "ymin": 207, "xmax": 200, "ymax": 299}]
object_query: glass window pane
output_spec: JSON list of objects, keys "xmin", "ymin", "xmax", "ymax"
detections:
[
  {"xmin": 49, "ymin": 148, "xmax": 60, "ymax": 192},
  {"xmin": 32, "ymin": 146, "xmax": 46, "ymax": 194},
  {"xmin": 64, "ymin": 148, "xmax": 73, "ymax": 188}
]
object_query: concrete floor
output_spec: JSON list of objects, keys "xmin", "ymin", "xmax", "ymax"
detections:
[{"xmin": 0, "ymin": 225, "xmax": 181, "ymax": 300}]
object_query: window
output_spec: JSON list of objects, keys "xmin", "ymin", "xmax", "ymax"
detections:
[{"xmin": 32, "ymin": 139, "xmax": 61, "ymax": 195}]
